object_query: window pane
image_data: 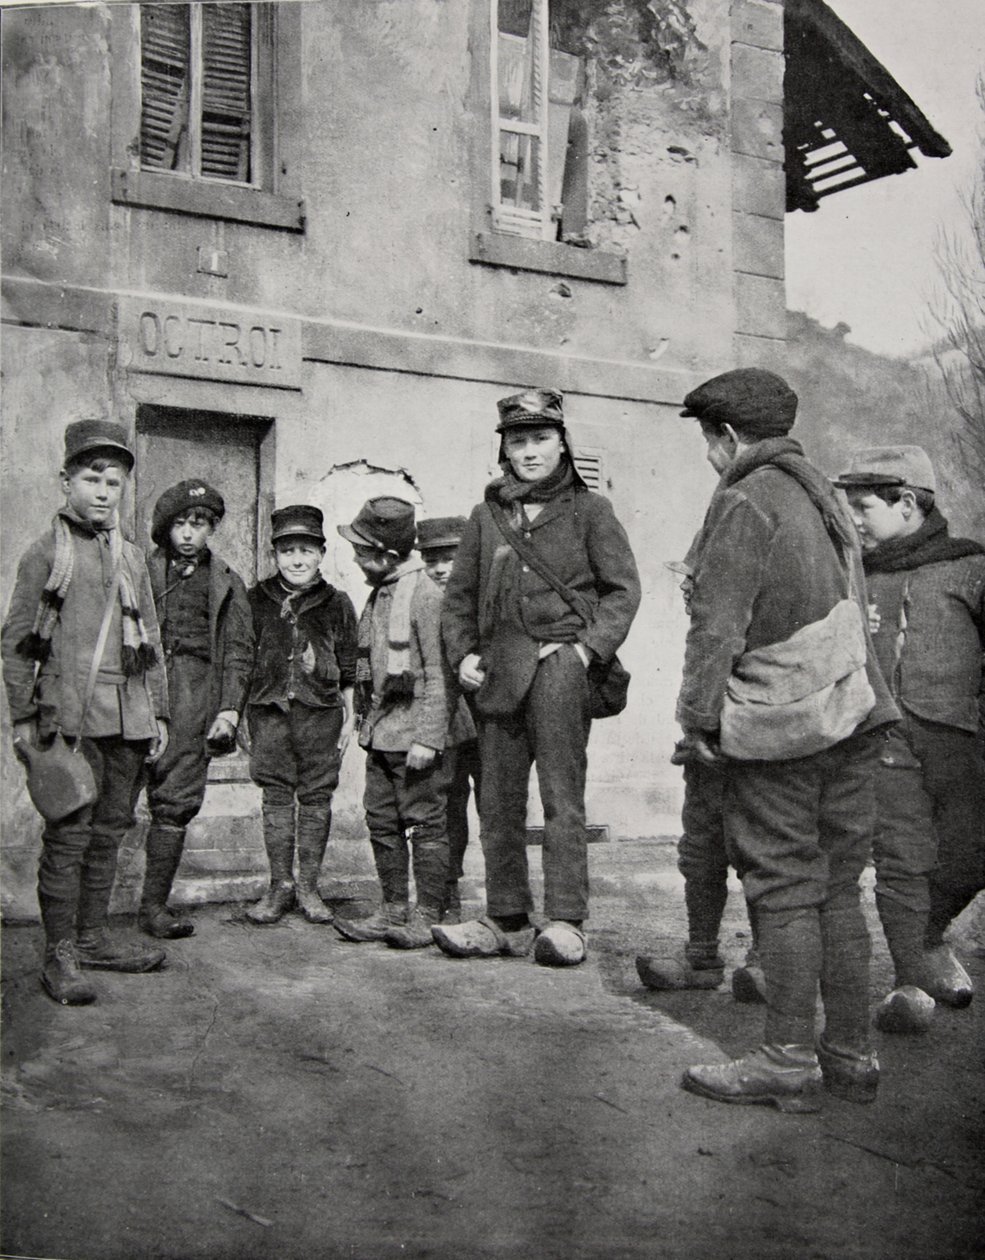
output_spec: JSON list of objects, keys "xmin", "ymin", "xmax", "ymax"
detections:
[
  {"xmin": 140, "ymin": 4, "xmax": 190, "ymax": 172},
  {"xmin": 200, "ymin": 3, "xmax": 253, "ymax": 182}
]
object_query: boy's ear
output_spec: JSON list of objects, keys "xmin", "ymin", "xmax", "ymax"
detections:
[
  {"xmin": 899, "ymin": 488, "xmax": 918, "ymax": 516},
  {"xmin": 721, "ymin": 422, "xmax": 740, "ymax": 452}
]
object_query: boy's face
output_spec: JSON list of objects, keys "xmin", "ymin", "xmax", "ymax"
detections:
[
  {"xmin": 352, "ymin": 543, "xmax": 401, "ymax": 585},
  {"xmin": 61, "ymin": 460, "xmax": 127, "ymax": 525},
  {"xmin": 422, "ymin": 546, "xmax": 457, "ymax": 588},
  {"xmin": 845, "ymin": 489, "xmax": 913, "ymax": 551},
  {"xmin": 274, "ymin": 537, "xmax": 325, "ymax": 586},
  {"xmin": 169, "ymin": 510, "xmax": 215, "ymax": 558},
  {"xmin": 502, "ymin": 426, "xmax": 565, "ymax": 482}
]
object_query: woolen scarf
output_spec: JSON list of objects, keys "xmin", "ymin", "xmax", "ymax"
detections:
[
  {"xmin": 356, "ymin": 556, "xmax": 425, "ymax": 706},
  {"xmin": 17, "ymin": 509, "xmax": 157, "ymax": 676},
  {"xmin": 863, "ymin": 506, "xmax": 985, "ymax": 573}
]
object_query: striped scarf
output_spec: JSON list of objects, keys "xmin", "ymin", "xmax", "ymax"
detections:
[
  {"xmin": 356, "ymin": 557, "xmax": 424, "ymax": 708},
  {"xmin": 16, "ymin": 512, "xmax": 157, "ymax": 677}
]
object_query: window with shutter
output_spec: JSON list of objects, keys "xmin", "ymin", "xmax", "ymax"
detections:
[
  {"xmin": 574, "ymin": 450, "xmax": 606, "ymax": 493},
  {"xmin": 139, "ymin": 2, "xmax": 253, "ymax": 186}
]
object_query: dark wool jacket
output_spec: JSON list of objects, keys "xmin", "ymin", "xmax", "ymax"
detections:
[
  {"xmin": 247, "ymin": 576, "xmax": 358, "ymax": 711},
  {"xmin": 2, "ymin": 514, "xmax": 168, "ymax": 738},
  {"xmin": 866, "ymin": 556, "xmax": 985, "ymax": 735},
  {"xmin": 148, "ymin": 548, "xmax": 253, "ymax": 726},
  {"xmin": 677, "ymin": 440, "xmax": 899, "ymax": 736},
  {"xmin": 442, "ymin": 482, "xmax": 641, "ymax": 715}
]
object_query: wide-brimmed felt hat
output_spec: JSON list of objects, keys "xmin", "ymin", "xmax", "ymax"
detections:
[
  {"xmin": 64, "ymin": 418, "xmax": 135, "ymax": 471},
  {"xmin": 680, "ymin": 369, "xmax": 798, "ymax": 438},
  {"xmin": 337, "ymin": 497, "xmax": 416, "ymax": 556},
  {"xmin": 271, "ymin": 504, "xmax": 326, "ymax": 544},
  {"xmin": 417, "ymin": 516, "xmax": 467, "ymax": 552},
  {"xmin": 151, "ymin": 479, "xmax": 226, "ymax": 545},
  {"xmin": 832, "ymin": 445, "xmax": 936, "ymax": 494}
]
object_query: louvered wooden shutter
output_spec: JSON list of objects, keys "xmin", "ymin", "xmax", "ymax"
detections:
[
  {"xmin": 140, "ymin": 5, "xmax": 191, "ymax": 172},
  {"xmin": 200, "ymin": 4, "xmax": 253, "ymax": 183}
]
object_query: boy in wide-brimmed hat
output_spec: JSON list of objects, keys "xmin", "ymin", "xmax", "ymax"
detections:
[
  {"xmin": 139, "ymin": 479, "xmax": 252, "ymax": 939},
  {"xmin": 334, "ymin": 497, "xmax": 453, "ymax": 948},
  {"xmin": 2, "ymin": 418, "xmax": 170, "ymax": 1004},
  {"xmin": 244, "ymin": 505, "xmax": 359, "ymax": 926}
]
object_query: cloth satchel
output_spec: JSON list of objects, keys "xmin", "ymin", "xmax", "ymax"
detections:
[
  {"xmin": 486, "ymin": 502, "xmax": 630, "ymax": 720},
  {"xmin": 718, "ymin": 540, "xmax": 875, "ymax": 762},
  {"xmin": 13, "ymin": 559, "xmax": 124, "ymax": 821}
]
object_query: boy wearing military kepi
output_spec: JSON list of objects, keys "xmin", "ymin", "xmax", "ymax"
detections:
[
  {"xmin": 140, "ymin": 479, "xmax": 252, "ymax": 938},
  {"xmin": 245, "ymin": 505, "xmax": 358, "ymax": 925},
  {"xmin": 835, "ymin": 446, "xmax": 985, "ymax": 1032},
  {"xmin": 2, "ymin": 418, "xmax": 170, "ymax": 1004}
]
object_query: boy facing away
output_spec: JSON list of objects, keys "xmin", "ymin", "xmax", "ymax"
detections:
[
  {"xmin": 139, "ymin": 480, "xmax": 253, "ymax": 938},
  {"xmin": 2, "ymin": 419, "xmax": 170, "ymax": 1005},
  {"xmin": 418, "ymin": 515, "xmax": 481, "ymax": 924},
  {"xmin": 334, "ymin": 497, "xmax": 452, "ymax": 949},
  {"xmin": 245, "ymin": 505, "xmax": 358, "ymax": 926},
  {"xmin": 835, "ymin": 446, "xmax": 985, "ymax": 1033}
]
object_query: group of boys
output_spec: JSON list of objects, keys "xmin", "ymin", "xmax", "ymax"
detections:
[{"xmin": 1, "ymin": 418, "xmax": 481, "ymax": 1004}]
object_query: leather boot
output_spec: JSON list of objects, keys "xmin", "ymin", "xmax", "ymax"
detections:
[
  {"xmin": 41, "ymin": 939, "xmax": 97, "ymax": 1005},
  {"xmin": 335, "ymin": 902, "xmax": 408, "ymax": 942},
  {"xmin": 817, "ymin": 1035, "xmax": 879, "ymax": 1104},
  {"xmin": 295, "ymin": 804, "xmax": 334, "ymax": 924},
  {"xmin": 246, "ymin": 803, "xmax": 296, "ymax": 925},
  {"xmin": 139, "ymin": 824, "xmax": 194, "ymax": 939},
  {"xmin": 682, "ymin": 1043, "xmax": 823, "ymax": 1112},
  {"xmin": 75, "ymin": 927, "xmax": 166, "ymax": 972},
  {"xmin": 385, "ymin": 903, "xmax": 440, "ymax": 949}
]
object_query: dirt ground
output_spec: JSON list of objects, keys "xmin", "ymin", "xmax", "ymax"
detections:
[{"xmin": 2, "ymin": 840, "xmax": 983, "ymax": 1260}]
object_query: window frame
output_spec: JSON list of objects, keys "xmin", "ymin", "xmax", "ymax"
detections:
[
  {"xmin": 110, "ymin": 2, "xmax": 304, "ymax": 232},
  {"xmin": 470, "ymin": 0, "xmax": 627, "ymax": 286}
]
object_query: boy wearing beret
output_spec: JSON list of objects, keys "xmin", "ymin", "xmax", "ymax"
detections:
[
  {"xmin": 334, "ymin": 497, "xmax": 452, "ymax": 948},
  {"xmin": 835, "ymin": 446, "xmax": 985, "ymax": 1032},
  {"xmin": 245, "ymin": 505, "xmax": 358, "ymax": 925},
  {"xmin": 2, "ymin": 419, "xmax": 169, "ymax": 1004},
  {"xmin": 139, "ymin": 480, "xmax": 252, "ymax": 938},
  {"xmin": 419, "ymin": 515, "xmax": 481, "ymax": 922}
]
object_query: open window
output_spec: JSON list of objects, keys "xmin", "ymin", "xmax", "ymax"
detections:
[
  {"xmin": 112, "ymin": 2, "xmax": 303, "ymax": 231},
  {"xmin": 472, "ymin": 0, "xmax": 626, "ymax": 284}
]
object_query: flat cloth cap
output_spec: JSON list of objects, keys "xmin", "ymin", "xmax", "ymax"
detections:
[
  {"xmin": 496, "ymin": 388, "xmax": 565, "ymax": 432},
  {"xmin": 681, "ymin": 369, "xmax": 798, "ymax": 437},
  {"xmin": 338, "ymin": 497, "xmax": 416, "ymax": 556},
  {"xmin": 152, "ymin": 480, "xmax": 226, "ymax": 546},
  {"xmin": 64, "ymin": 418, "xmax": 135, "ymax": 471},
  {"xmin": 833, "ymin": 446, "xmax": 936, "ymax": 494},
  {"xmin": 417, "ymin": 516, "xmax": 468, "ymax": 551},
  {"xmin": 271, "ymin": 504, "xmax": 326, "ymax": 544}
]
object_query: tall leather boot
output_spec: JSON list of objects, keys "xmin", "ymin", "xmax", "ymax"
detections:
[
  {"xmin": 139, "ymin": 824, "xmax": 194, "ymax": 939},
  {"xmin": 295, "ymin": 804, "xmax": 334, "ymax": 924},
  {"xmin": 247, "ymin": 803, "xmax": 296, "ymax": 924}
]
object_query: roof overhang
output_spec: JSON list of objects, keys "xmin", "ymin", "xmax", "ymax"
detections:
[{"xmin": 784, "ymin": 0, "xmax": 951, "ymax": 213}]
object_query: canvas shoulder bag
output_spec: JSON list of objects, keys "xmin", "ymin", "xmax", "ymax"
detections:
[
  {"xmin": 486, "ymin": 501, "xmax": 630, "ymax": 719},
  {"xmin": 718, "ymin": 536, "xmax": 875, "ymax": 761}
]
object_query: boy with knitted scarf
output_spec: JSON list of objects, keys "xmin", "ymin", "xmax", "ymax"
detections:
[
  {"xmin": 2, "ymin": 419, "xmax": 170, "ymax": 1005},
  {"xmin": 334, "ymin": 497, "xmax": 452, "ymax": 949}
]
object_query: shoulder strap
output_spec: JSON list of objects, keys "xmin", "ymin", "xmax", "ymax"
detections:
[
  {"xmin": 486, "ymin": 500, "xmax": 593, "ymax": 625},
  {"xmin": 74, "ymin": 558, "xmax": 124, "ymax": 737}
]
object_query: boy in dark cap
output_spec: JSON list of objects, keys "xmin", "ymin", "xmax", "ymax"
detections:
[
  {"xmin": 834, "ymin": 446, "xmax": 985, "ymax": 1032},
  {"xmin": 244, "ymin": 505, "xmax": 358, "ymax": 925},
  {"xmin": 334, "ymin": 497, "xmax": 452, "ymax": 948},
  {"xmin": 419, "ymin": 515, "xmax": 481, "ymax": 922},
  {"xmin": 139, "ymin": 479, "xmax": 252, "ymax": 938},
  {"xmin": 672, "ymin": 368, "xmax": 899, "ymax": 1111},
  {"xmin": 2, "ymin": 418, "xmax": 169, "ymax": 1004},
  {"xmin": 436, "ymin": 388, "xmax": 640, "ymax": 968}
]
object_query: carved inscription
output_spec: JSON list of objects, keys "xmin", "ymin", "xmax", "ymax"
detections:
[{"xmin": 120, "ymin": 298, "xmax": 301, "ymax": 389}]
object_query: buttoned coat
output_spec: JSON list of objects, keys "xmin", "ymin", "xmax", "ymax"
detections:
[
  {"xmin": 148, "ymin": 548, "xmax": 253, "ymax": 728},
  {"xmin": 442, "ymin": 482, "xmax": 641, "ymax": 716}
]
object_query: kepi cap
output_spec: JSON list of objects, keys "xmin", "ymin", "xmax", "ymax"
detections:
[
  {"xmin": 496, "ymin": 388, "xmax": 565, "ymax": 433},
  {"xmin": 64, "ymin": 418, "xmax": 135, "ymax": 471},
  {"xmin": 833, "ymin": 446, "xmax": 936, "ymax": 494},
  {"xmin": 271, "ymin": 504, "xmax": 326, "ymax": 544},
  {"xmin": 680, "ymin": 369, "xmax": 798, "ymax": 438},
  {"xmin": 337, "ymin": 497, "xmax": 416, "ymax": 556},
  {"xmin": 417, "ymin": 516, "xmax": 467, "ymax": 552},
  {"xmin": 151, "ymin": 479, "xmax": 225, "ymax": 546}
]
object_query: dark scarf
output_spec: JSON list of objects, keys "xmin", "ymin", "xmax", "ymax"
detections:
[
  {"xmin": 488, "ymin": 457, "xmax": 578, "ymax": 509},
  {"xmin": 719, "ymin": 436, "xmax": 858, "ymax": 556},
  {"xmin": 863, "ymin": 507, "xmax": 985, "ymax": 573}
]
